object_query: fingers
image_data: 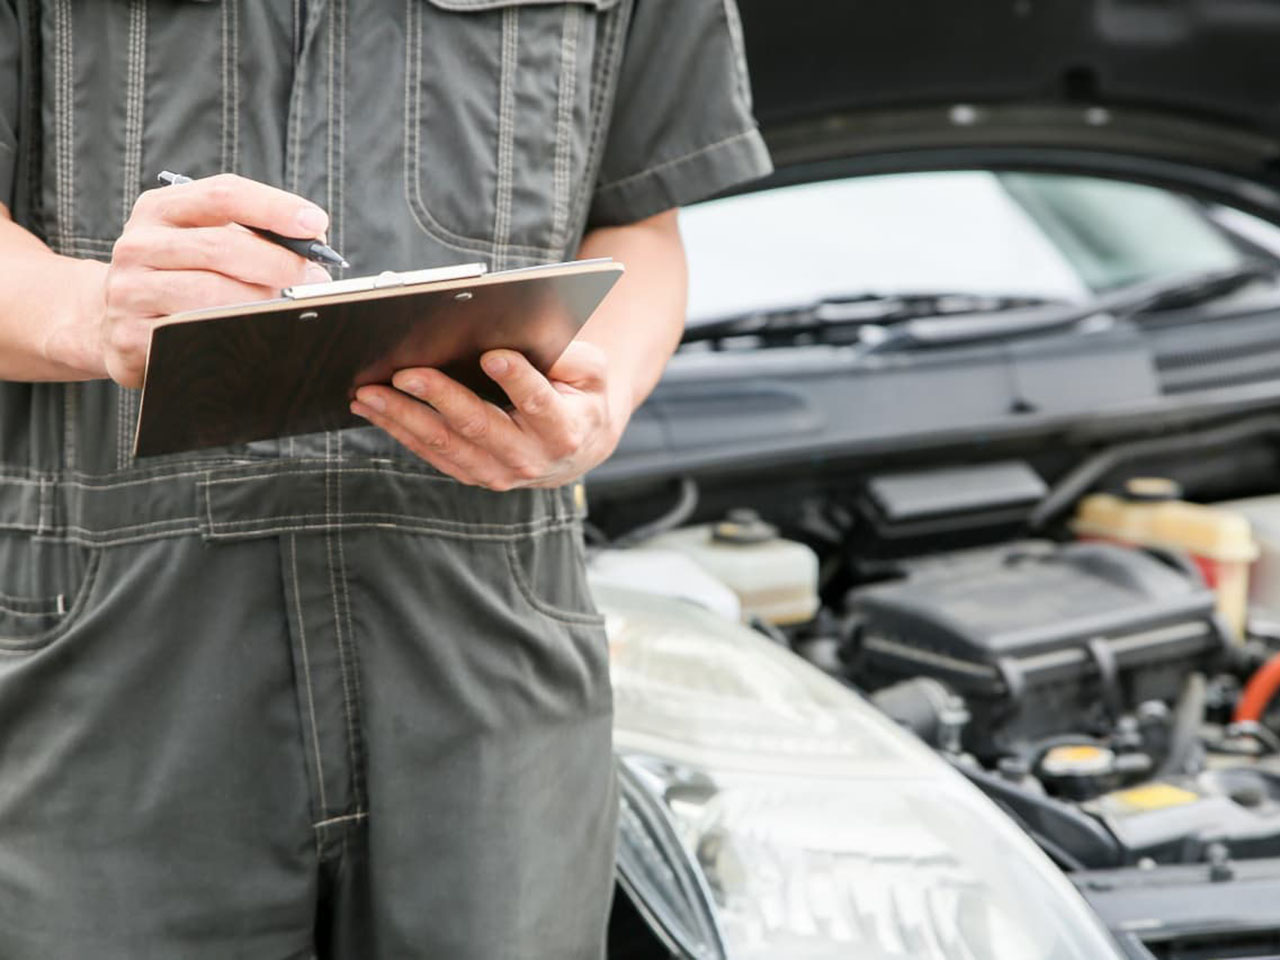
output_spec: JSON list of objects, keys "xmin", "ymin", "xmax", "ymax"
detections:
[
  {"xmin": 481, "ymin": 349, "xmax": 594, "ymax": 459},
  {"xmin": 390, "ymin": 368, "xmax": 526, "ymax": 453},
  {"xmin": 351, "ymin": 387, "xmax": 524, "ymax": 491},
  {"xmin": 480, "ymin": 350, "xmax": 566, "ymax": 422},
  {"xmin": 131, "ymin": 173, "xmax": 329, "ymax": 238},
  {"xmin": 113, "ymin": 225, "xmax": 327, "ymax": 288},
  {"xmin": 107, "ymin": 269, "xmax": 278, "ymax": 319}
]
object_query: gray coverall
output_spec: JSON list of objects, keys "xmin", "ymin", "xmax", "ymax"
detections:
[{"xmin": 0, "ymin": 1, "xmax": 771, "ymax": 957}]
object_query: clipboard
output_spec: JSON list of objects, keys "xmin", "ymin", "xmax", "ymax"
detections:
[{"xmin": 132, "ymin": 258, "xmax": 624, "ymax": 457}]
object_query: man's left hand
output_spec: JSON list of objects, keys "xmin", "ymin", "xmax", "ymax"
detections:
[{"xmin": 350, "ymin": 340, "xmax": 627, "ymax": 491}]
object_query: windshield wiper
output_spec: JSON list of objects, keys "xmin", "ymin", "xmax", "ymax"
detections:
[
  {"xmin": 855, "ymin": 263, "xmax": 1274, "ymax": 357},
  {"xmin": 681, "ymin": 292, "xmax": 1056, "ymax": 349}
]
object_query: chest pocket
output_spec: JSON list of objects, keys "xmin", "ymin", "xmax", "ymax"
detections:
[{"xmin": 407, "ymin": 0, "xmax": 623, "ymax": 267}]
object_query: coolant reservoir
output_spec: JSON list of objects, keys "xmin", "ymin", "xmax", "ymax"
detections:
[
  {"xmin": 647, "ymin": 509, "xmax": 820, "ymax": 626},
  {"xmin": 1074, "ymin": 478, "xmax": 1257, "ymax": 639}
]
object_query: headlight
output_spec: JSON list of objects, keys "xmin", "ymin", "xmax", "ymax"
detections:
[{"xmin": 598, "ymin": 584, "xmax": 1123, "ymax": 960}]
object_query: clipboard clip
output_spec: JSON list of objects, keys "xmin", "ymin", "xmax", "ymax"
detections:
[{"xmin": 283, "ymin": 262, "xmax": 488, "ymax": 300}]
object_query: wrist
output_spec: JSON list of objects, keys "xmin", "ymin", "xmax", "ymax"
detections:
[{"xmin": 41, "ymin": 257, "xmax": 109, "ymax": 379}]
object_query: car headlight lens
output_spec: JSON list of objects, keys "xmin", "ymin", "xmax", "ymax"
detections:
[{"xmin": 598, "ymin": 584, "xmax": 1123, "ymax": 960}]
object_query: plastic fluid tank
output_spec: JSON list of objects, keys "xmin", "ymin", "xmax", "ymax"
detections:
[
  {"xmin": 1074, "ymin": 478, "xmax": 1257, "ymax": 639},
  {"xmin": 1214, "ymin": 494, "xmax": 1280, "ymax": 621},
  {"xmin": 647, "ymin": 509, "xmax": 820, "ymax": 626}
]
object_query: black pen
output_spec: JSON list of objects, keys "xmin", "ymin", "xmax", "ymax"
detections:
[{"xmin": 157, "ymin": 171, "xmax": 350, "ymax": 269}]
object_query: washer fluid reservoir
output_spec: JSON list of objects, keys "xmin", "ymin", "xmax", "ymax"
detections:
[{"xmin": 647, "ymin": 509, "xmax": 820, "ymax": 626}]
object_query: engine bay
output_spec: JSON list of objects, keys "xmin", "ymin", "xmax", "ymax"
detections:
[{"xmin": 587, "ymin": 423, "xmax": 1280, "ymax": 880}]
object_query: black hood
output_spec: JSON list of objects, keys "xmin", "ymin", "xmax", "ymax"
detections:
[{"xmin": 736, "ymin": 0, "xmax": 1280, "ymax": 218}]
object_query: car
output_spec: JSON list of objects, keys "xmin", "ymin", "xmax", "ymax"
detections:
[{"xmin": 595, "ymin": 3, "xmax": 1280, "ymax": 958}]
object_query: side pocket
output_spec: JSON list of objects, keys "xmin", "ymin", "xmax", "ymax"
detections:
[
  {"xmin": 0, "ymin": 541, "xmax": 104, "ymax": 654},
  {"xmin": 505, "ymin": 528, "xmax": 606, "ymax": 627}
]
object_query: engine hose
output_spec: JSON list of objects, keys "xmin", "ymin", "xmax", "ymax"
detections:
[
  {"xmin": 1159, "ymin": 671, "xmax": 1207, "ymax": 778},
  {"xmin": 612, "ymin": 476, "xmax": 699, "ymax": 548},
  {"xmin": 1028, "ymin": 414, "xmax": 1280, "ymax": 530},
  {"xmin": 1235, "ymin": 651, "xmax": 1280, "ymax": 724}
]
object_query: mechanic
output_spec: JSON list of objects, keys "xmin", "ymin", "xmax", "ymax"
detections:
[{"xmin": 0, "ymin": 2, "xmax": 771, "ymax": 957}]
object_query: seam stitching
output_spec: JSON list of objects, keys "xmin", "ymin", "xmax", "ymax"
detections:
[
  {"xmin": 400, "ymin": 0, "xmax": 556, "ymax": 261},
  {"xmin": 336, "ymin": 0, "xmax": 346, "ymax": 256},
  {"xmin": 230, "ymin": 0, "xmax": 240, "ymax": 172},
  {"xmin": 593, "ymin": 128, "xmax": 760, "ymax": 196},
  {"xmin": 312, "ymin": 811, "xmax": 367, "ymax": 830},
  {"xmin": 324, "ymin": 438, "xmax": 362, "ymax": 811},
  {"xmin": 289, "ymin": 534, "xmax": 330, "ymax": 817},
  {"xmin": 493, "ymin": 6, "xmax": 518, "ymax": 268},
  {"xmin": 0, "ymin": 552, "xmax": 103, "ymax": 655},
  {"xmin": 550, "ymin": 5, "xmax": 579, "ymax": 251},
  {"xmin": 567, "ymin": 1, "xmax": 626, "ymax": 240},
  {"xmin": 220, "ymin": 0, "xmax": 230, "ymax": 171},
  {"xmin": 504, "ymin": 540, "xmax": 607, "ymax": 625}
]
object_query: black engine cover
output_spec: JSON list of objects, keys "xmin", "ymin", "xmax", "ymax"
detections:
[{"xmin": 851, "ymin": 541, "xmax": 1229, "ymax": 758}]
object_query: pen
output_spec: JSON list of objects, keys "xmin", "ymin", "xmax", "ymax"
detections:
[{"xmin": 157, "ymin": 171, "xmax": 350, "ymax": 269}]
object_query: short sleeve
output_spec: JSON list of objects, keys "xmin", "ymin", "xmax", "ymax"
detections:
[
  {"xmin": 0, "ymin": 1, "xmax": 21, "ymax": 210},
  {"xmin": 587, "ymin": 0, "xmax": 773, "ymax": 228}
]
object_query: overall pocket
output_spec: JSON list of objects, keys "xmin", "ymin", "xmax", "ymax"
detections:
[
  {"xmin": 505, "ymin": 524, "xmax": 606, "ymax": 627},
  {"xmin": 407, "ymin": 0, "xmax": 622, "ymax": 264},
  {"xmin": 0, "ymin": 536, "xmax": 103, "ymax": 653}
]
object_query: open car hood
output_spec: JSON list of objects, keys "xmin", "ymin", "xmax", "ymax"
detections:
[{"xmin": 737, "ymin": 0, "xmax": 1280, "ymax": 219}]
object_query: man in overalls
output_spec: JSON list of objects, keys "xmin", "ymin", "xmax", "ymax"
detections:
[{"xmin": 0, "ymin": 2, "xmax": 771, "ymax": 956}]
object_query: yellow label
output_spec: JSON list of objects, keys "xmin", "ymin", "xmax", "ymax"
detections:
[
  {"xmin": 1051, "ymin": 745, "xmax": 1105, "ymax": 763},
  {"xmin": 1108, "ymin": 783, "xmax": 1199, "ymax": 813}
]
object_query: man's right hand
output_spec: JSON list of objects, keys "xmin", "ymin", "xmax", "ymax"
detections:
[{"xmin": 102, "ymin": 173, "xmax": 332, "ymax": 388}]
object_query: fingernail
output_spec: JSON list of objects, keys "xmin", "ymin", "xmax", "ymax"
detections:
[
  {"xmin": 357, "ymin": 391, "xmax": 386, "ymax": 413},
  {"xmin": 296, "ymin": 205, "xmax": 328, "ymax": 235},
  {"xmin": 400, "ymin": 378, "xmax": 425, "ymax": 397},
  {"xmin": 304, "ymin": 263, "xmax": 331, "ymax": 284},
  {"xmin": 483, "ymin": 354, "xmax": 509, "ymax": 376}
]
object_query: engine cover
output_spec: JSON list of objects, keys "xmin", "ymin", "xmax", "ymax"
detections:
[{"xmin": 851, "ymin": 541, "xmax": 1229, "ymax": 758}]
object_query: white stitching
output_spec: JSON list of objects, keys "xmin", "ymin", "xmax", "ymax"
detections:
[
  {"xmin": 326, "ymin": 0, "xmax": 335, "ymax": 227},
  {"xmin": 220, "ymin": 0, "xmax": 230, "ymax": 171},
  {"xmin": 54, "ymin": 0, "xmax": 72, "ymax": 251},
  {"xmin": 594, "ymin": 129, "xmax": 761, "ymax": 195},
  {"xmin": 336, "ymin": 0, "xmax": 346, "ymax": 256},
  {"xmin": 566, "ymin": 1, "xmax": 627, "ymax": 243},
  {"xmin": 207, "ymin": 511, "xmax": 571, "ymax": 534},
  {"xmin": 504, "ymin": 540, "xmax": 606, "ymax": 626},
  {"xmin": 63, "ymin": 384, "xmax": 77, "ymax": 472},
  {"xmin": 493, "ymin": 7, "xmax": 518, "ymax": 269},
  {"xmin": 0, "ymin": 462, "xmax": 448, "ymax": 488},
  {"xmin": 207, "ymin": 519, "xmax": 579, "ymax": 541},
  {"xmin": 289, "ymin": 0, "xmax": 304, "ymax": 196},
  {"xmin": 119, "ymin": 1, "xmax": 147, "ymax": 471},
  {"xmin": 289, "ymin": 534, "xmax": 330, "ymax": 816},
  {"xmin": 312, "ymin": 811, "xmax": 366, "ymax": 830},
  {"xmin": 0, "ymin": 552, "xmax": 103, "ymax": 654},
  {"xmin": 401, "ymin": 0, "xmax": 557, "ymax": 261},
  {"xmin": 230, "ymin": 0, "xmax": 240, "ymax": 172},
  {"xmin": 324, "ymin": 437, "xmax": 361, "ymax": 807},
  {"xmin": 551, "ymin": 6, "xmax": 579, "ymax": 252},
  {"xmin": 333, "ymin": 424, "xmax": 365, "ymax": 807}
]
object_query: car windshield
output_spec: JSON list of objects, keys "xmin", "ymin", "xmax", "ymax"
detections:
[{"xmin": 679, "ymin": 170, "xmax": 1256, "ymax": 326}]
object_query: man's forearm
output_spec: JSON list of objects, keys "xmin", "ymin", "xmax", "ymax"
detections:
[
  {"xmin": 575, "ymin": 209, "xmax": 687, "ymax": 424},
  {"xmin": 0, "ymin": 206, "xmax": 108, "ymax": 381}
]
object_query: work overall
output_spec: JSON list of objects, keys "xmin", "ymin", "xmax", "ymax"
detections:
[{"xmin": 0, "ymin": 1, "xmax": 771, "ymax": 957}]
